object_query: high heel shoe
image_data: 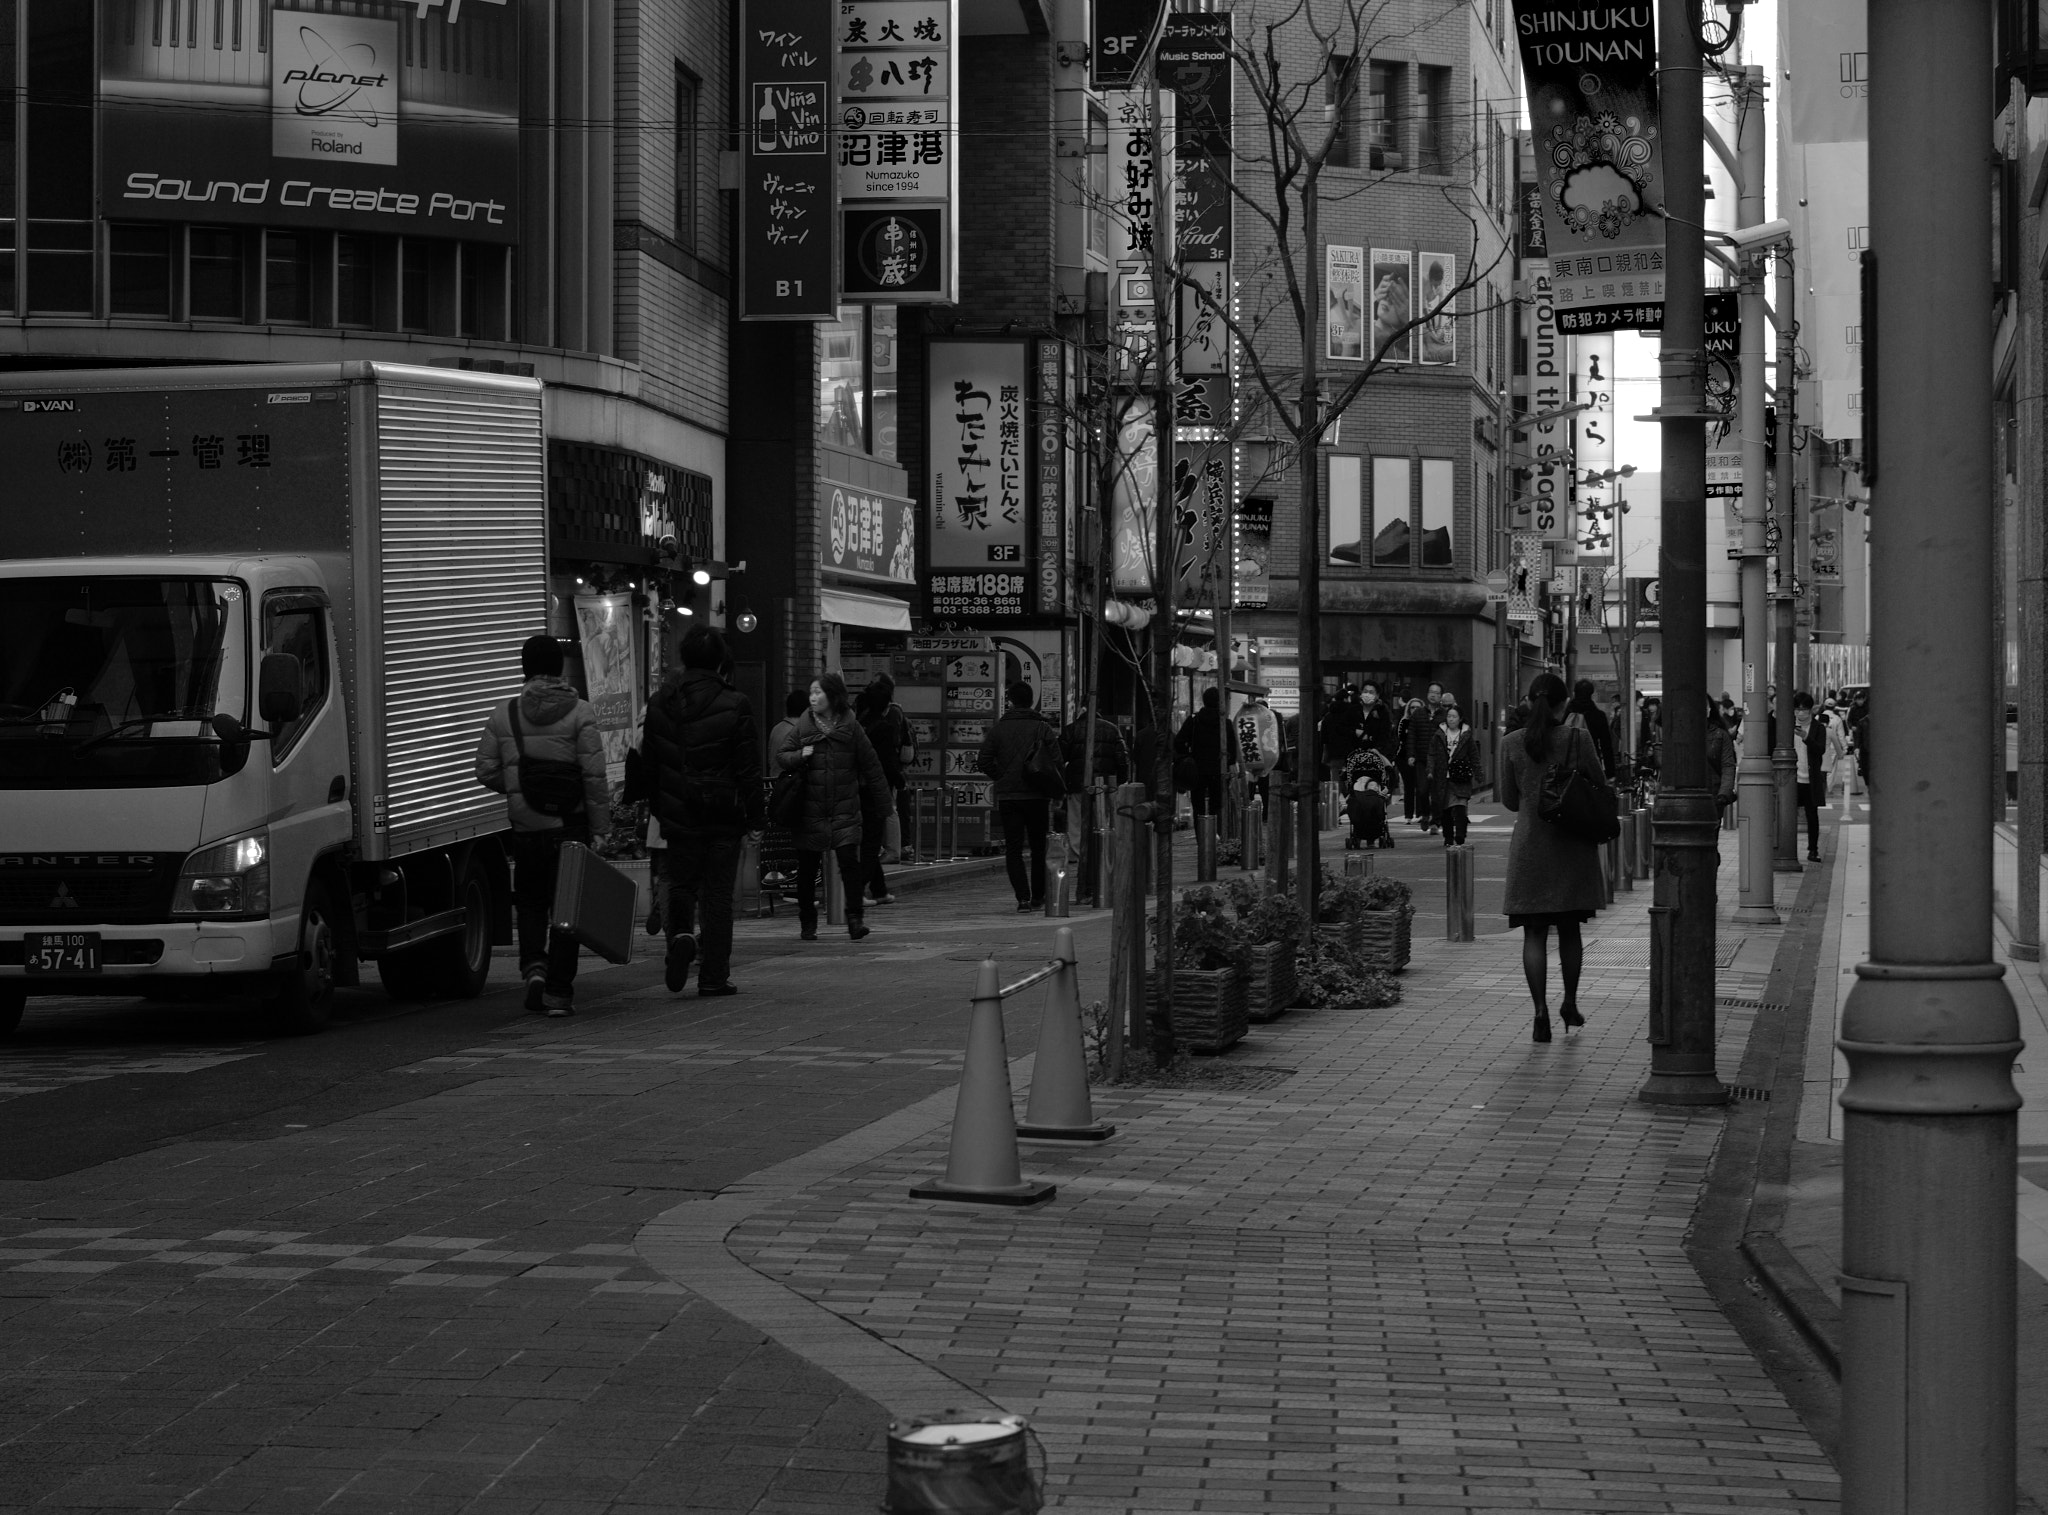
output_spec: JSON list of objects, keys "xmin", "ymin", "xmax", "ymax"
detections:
[
  {"xmin": 1533, "ymin": 1013, "xmax": 1553, "ymax": 1044},
  {"xmin": 1559, "ymin": 1004, "xmax": 1585, "ymax": 1031}
]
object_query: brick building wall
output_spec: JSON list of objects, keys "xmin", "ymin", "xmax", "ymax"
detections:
[{"xmin": 955, "ymin": 36, "xmax": 1058, "ymax": 330}]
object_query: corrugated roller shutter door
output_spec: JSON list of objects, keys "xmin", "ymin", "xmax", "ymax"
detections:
[{"xmin": 376, "ymin": 382, "xmax": 547, "ymax": 856}]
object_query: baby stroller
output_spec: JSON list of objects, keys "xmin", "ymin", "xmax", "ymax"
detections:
[{"xmin": 1342, "ymin": 749, "xmax": 1398, "ymax": 850}]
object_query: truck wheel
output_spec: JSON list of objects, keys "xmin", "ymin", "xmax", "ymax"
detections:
[
  {"xmin": 376, "ymin": 858, "xmax": 494, "ymax": 1001},
  {"xmin": 0, "ymin": 987, "xmax": 24, "ymax": 1037},
  {"xmin": 270, "ymin": 879, "xmax": 340, "ymax": 1034}
]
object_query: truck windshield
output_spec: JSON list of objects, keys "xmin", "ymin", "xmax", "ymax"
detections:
[{"xmin": 0, "ymin": 576, "xmax": 249, "ymax": 789}]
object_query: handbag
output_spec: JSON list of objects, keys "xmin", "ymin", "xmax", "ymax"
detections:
[
  {"xmin": 768, "ymin": 762, "xmax": 806, "ymax": 830},
  {"xmin": 1538, "ymin": 726, "xmax": 1621, "ymax": 844}
]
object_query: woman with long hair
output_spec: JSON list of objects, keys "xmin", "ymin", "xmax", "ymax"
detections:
[
  {"xmin": 1497, "ymin": 672, "xmax": 1608, "ymax": 1041},
  {"xmin": 1427, "ymin": 701, "xmax": 1478, "ymax": 846},
  {"xmin": 776, "ymin": 673, "xmax": 891, "ymax": 941}
]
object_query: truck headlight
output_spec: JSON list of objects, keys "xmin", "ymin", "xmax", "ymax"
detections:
[{"xmin": 172, "ymin": 830, "xmax": 270, "ymax": 917}]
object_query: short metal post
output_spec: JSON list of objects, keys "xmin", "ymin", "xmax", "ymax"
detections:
[
  {"xmin": 825, "ymin": 852, "xmax": 846, "ymax": 926},
  {"xmin": 1635, "ymin": 807, "xmax": 1653, "ymax": 877},
  {"xmin": 1618, "ymin": 812, "xmax": 1636, "ymax": 890},
  {"xmin": 1446, "ymin": 844, "xmax": 1475, "ymax": 942},
  {"xmin": 1244, "ymin": 800, "xmax": 1264, "ymax": 872},
  {"xmin": 1194, "ymin": 813, "xmax": 1217, "ymax": 881},
  {"xmin": 1267, "ymin": 788, "xmax": 1294, "ymax": 896},
  {"xmin": 1603, "ymin": 836, "xmax": 1620, "ymax": 901}
]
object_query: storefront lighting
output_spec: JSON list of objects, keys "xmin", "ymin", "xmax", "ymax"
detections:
[
  {"xmin": 692, "ymin": 566, "xmax": 713, "ymax": 586},
  {"xmin": 736, "ymin": 611, "xmax": 760, "ymax": 634}
]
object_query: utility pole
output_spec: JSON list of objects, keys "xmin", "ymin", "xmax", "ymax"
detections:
[
  {"xmin": 1144, "ymin": 62, "xmax": 1178, "ymax": 1047},
  {"xmin": 1840, "ymin": 0, "xmax": 2022, "ymax": 1502},
  {"xmin": 1638, "ymin": 0, "xmax": 1725, "ymax": 1106},
  {"xmin": 1772, "ymin": 249, "xmax": 1801, "ymax": 875},
  {"xmin": 1733, "ymin": 65, "xmax": 1776, "ymax": 925}
]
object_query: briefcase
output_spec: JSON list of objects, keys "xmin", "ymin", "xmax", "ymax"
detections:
[{"xmin": 551, "ymin": 841, "xmax": 637, "ymax": 964}]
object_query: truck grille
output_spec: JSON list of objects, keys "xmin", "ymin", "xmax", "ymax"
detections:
[{"xmin": 0, "ymin": 855, "xmax": 182, "ymax": 924}]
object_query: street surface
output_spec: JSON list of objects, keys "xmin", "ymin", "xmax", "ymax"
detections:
[{"xmin": 0, "ymin": 813, "xmax": 1972, "ymax": 1512}]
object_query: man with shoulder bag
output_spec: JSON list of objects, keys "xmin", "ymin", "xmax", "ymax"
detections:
[
  {"xmin": 640, "ymin": 627, "xmax": 763, "ymax": 997},
  {"xmin": 475, "ymin": 635, "xmax": 611, "ymax": 1016}
]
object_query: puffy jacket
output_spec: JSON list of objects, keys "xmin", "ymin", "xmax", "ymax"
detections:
[
  {"xmin": 475, "ymin": 676, "xmax": 611, "ymax": 833},
  {"xmin": 1400, "ymin": 706, "xmax": 1434, "ymax": 763},
  {"xmin": 1173, "ymin": 705, "xmax": 1233, "ymax": 778},
  {"xmin": 977, "ymin": 706, "xmax": 1060, "ymax": 799},
  {"xmin": 1061, "ymin": 713, "xmax": 1129, "ymax": 788},
  {"xmin": 776, "ymin": 710, "xmax": 890, "ymax": 851},
  {"xmin": 857, "ymin": 699, "xmax": 908, "ymax": 789},
  {"xmin": 640, "ymin": 669, "xmax": 763, "ymax": 839}
]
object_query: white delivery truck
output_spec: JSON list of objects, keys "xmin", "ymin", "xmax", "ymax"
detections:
[{"xmin": 0, "ymin": 363, "xmax": 552, "ymax": 1033}]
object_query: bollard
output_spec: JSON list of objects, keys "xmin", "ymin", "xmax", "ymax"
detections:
[
  {"xmin": 1109, "ymin": 781, "xmax": 1149, "ymax": 1071},
  {"xmin": 1635, "ymin": 807, "xmax": 1653, "ymax": 876},
  {"xmin": 1266, "ymin": 790, "xmax": 1294, "ymax": 895},
  {"xmin": 1602, "ymin": 836, "xmax": 1619, "ymax": 903},
  {"xmin": 826, "ymin": 854, "xmax": 847, "ymax": 926},
  {"xmin": 1043, "ymin": 856, "xmax": 1070, "ymax": 917},
  {"xmin": 1446, "ymin": 844, "xmax": 1475, "ymax": 942},
  {"xmin": 1194, "ymin": 813, "xmax": 1217, "ymax": 881},
  {"xmin": 1018, "ymin": 926, "xmax": 1113, "ymax": 1140},
  {"xmin": 1322, "ymin": 780, "xmax": 1340, "ymax": 830},
  {"xmin": 1618, "ymin": 811, "xmax": 1636, "ymax": 890},
  {"xmin": 910, "ymin": 957, "xmax": 1057, "ymax": 1204}
]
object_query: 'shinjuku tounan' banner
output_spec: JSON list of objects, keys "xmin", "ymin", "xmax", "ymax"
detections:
[{"xmin": 1515, "ymin": 1, "xmax": 1665, "ymax": 333}]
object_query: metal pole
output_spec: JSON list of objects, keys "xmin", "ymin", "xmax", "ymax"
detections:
[
  {"xmin": 1494, "ymin": 388, "xmax": 1515, "ymax": 775},
  {"xmin": 1734, "ymin": 65, "xmax": 1777, "ymax": 925},
  {"xmin": 1840, "ymin": 0, "xmax": 2022, "ymax": 1500},
  {"xmin": 1144, "ymin": 65, "xmax": 1178, "ymax": 1053},
  {"xmin": 1639, "ymin": 0, "xmax": 1725, "ymax": 1107},
  {"xmin": 1773, "ymin": 251, "xmax": 1803, "ymax": 874},
  {"xmin": 2015, "ymin": 78, "xmax": 2043, "ymax": 966}
]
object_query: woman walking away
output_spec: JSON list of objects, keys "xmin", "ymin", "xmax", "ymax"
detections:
[
  {"xmin": 855, "ymin": 675, "xmax": 907, "ymax": 905},
  {"xmin": 777, "ymin": 673, "xmax": 890, "ymax": 942},
  {"xmin": 1793, "ymin": 691, "xmax": 1828, "ymax": 861},
  {"xmin": 1498, "ymin": 672, "xmax": 1608, "ymax": 1042},
  {"xmin": 1428, "ymin": 702, "xmax": 1478, "ymax": 846}
]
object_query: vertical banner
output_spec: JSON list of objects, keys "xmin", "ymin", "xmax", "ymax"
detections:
[
  {"xmin": 741, "ymin": 0, "xmax": 836, "ymax": 319},
  {"xmin": 1509, "ymin": 531, "xmax": 1547, "ymax": 625},
  {"xmin": 1171, "ymin": 443, "xmax": 1232, "ymax": 607},
  {"xmin": 927, "ymin": 340, "xmax": 1030, "ymax": 618},
  {"xmin": 1418, "ymin": 252, "xmax": 1457, "ymax": 364},
  {"xmin": 1110, "ymin": 397, "xmax": 1159, "ymax": 594},
  {"xmin": 1702, "ymin": 291, "xmax": 1744, "ymax": 497},
  {"xmin": 1105, "ymin": 89, "xmax": 1176, "ymax": 388},
  {"xmin": 1571, "ymin": 334, "xmax": 1615, "ymax": 563},
  {"xmin": 1234, "ymin": 496, "xmax": 1272, "ymax": 607},
  {"xmin": 1326, "ymin": 244, "xmax": 1365, "ymax": 361},
  {"xmin": 1369, "ymin": 249, "xmax": 1413, "ymax": 363},
  {"xmin": 1033, "ymin": 341, "xmax": 1066, "ymax": 616},
  {"xmin": 1520, "ymin": 196, "xmax": 1571, "ymax": 542},
  {"xmin": 574, "ymin": 594, "xmax": 640, "ymax": 784},
  {"xmin": 1515, "ymin": 0, "xmax": 1665, "ymax": 332},
  {"xmin": 834, "ymin": 0, "xmax": 957, "ymax": 302},
  {"xmin": 1160, "ymin": 13, "xmax": 1234, "ymax": 437}
]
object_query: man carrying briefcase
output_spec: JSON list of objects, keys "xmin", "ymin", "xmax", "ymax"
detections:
[{"xmin": 476, "ymin": 634, "xmax": 611, "ymax": 1016}]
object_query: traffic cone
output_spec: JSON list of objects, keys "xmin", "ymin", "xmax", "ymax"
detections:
[
  {"xmin": 1018, "ymin": 927, "xmax": 1114, "ymax": 1142},
  {"xmin": 910, "ymin": 957, "xmax": 1057, "ymax": 1205}
]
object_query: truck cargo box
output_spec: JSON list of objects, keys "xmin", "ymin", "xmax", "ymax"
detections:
[{"xmin": 0, "ymin": 362, "xmax": 547, "ymax": 861}]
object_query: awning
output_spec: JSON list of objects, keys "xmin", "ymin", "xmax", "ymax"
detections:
[{"xmin": 820, "ymin": 587, "xmax": 912, "ymax": 631}]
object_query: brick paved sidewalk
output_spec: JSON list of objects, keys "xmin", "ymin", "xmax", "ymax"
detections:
[{"xmin": 652, "ymin": 850, "xmax": 1839, "ymax": 1512}]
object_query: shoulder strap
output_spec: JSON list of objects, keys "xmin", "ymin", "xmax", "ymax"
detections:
[{"xmin": 508, "ymin": 699, "xmax": 526, "ymax": 755}]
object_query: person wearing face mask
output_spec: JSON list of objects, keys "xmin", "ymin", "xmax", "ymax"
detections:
[{"xmin": 1357, "ymin": 683, "xmax": 1397, "ymax": 766}]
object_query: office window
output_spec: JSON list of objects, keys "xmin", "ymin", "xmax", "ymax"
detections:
[
  {"xmin": 1328, "ymin": 454, "xmax": 1363, "ymax": 565},
  {"xmin": 336, "ymin": 235, "xmax": 374, "ymax": 327},
  {"xmin": 400, "ymin": 239, "xmax": 429, "ymax": 330},
  {"xmin": 1372, "ymin": 456, "xmax": 1411, "ymax": 567},
  {"xmin": 1421, "ymin": 459, "xmax": 1454, "ymax": 567},
  {"xmin": 1368, "ymin": 62, "xmax": 1402, "ymax": 168},
  {"xmin": 1417, "ymin": 66, "xmax": 1451, "ymax": 174},
  {"xmin": 188, "ymin": 228, "xmax": 245, "ymax": 320},
  {"xmin": 675, "ymin": 65, "xmax": 699, "ymax": 252},
  {"xmin": 109, "ymin": 224, "xmax": 172, "ymax": 317},
  {"xmin": 1326, "ymin": 57, "xmax": 1359, "ymax": 168},
  {"xmin": 1329, "ymin": 58, "xmax": 1403, "ymax": 169},
  {"xmin": 870, "ymin": 305, "xmax": 898, "ymax": 462},
  {"xmin": 264, "ymin": 231, "xmax": 312, "ymax": 323}
]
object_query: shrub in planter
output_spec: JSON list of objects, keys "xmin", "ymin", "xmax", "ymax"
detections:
[
  {"xmin": 1219, "ymin": 882, "xmax": 1305, "ymax": 1021},
  {"xmin": 1149, "ymin": 886, "xmax": 1250, "ymax": 1052},
  {"xmin": 1297, "ymin": 937, "xmax": 1402, "ymax": 1009},
  {"xmin": 1350, "ymin": 873, "xmax": 1413, "ymax": 972}
]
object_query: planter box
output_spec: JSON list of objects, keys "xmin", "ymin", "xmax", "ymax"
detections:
[
  {"xmin": 1244, "ymin": 940, "xmax": 1298, "ymax": 1022},
  {"xmin": 1357, "ymin": 906, "xmax": 1413, "ymax": 972},
  {"xmin": 1149, "ymin": 965, "xmax": 1248, "ymax": 1053},
  {"xmin": 1315, "ymin": 917, "xmax": 1362, "ymax": 958}
]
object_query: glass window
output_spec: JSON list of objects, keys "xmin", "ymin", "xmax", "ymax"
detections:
[
  {"xmin": 336, "ymin": 235, "xmax": 374, "ymax": 327},
  {"xmin": 870, "ymin": 306, "xmax": 897, "ymax": 463},
  {"xmin": 676, "ymin": 65, "xmax": 699, "ymax": 252},
  {"xmin": 400, "ymin": 239, "xmax": 429, "ymax": 330},
  {"xmin": 189, "ymin": 228, "xmax": 246, "ymax": 321},
  {"xmin": 25, "ymin": 0, "xmax": 90, "ymax": 222},
  {"xmin": 1328, "ymin": 455, "xmax": 1363, "ymax": 566},
  {"xmin": 818, "ymin": 305, "xmax": 866, "ymax": 451},
  {"xmin": 109, "ymin": 223, "xmax": 173, "ymax": 317},
  {"xmin": 1368, "ymin": 63, "xmax": 1402, "ymax": 169},
  {"xmin": 1420, "ymin": 459, "xmax": 1454, "ymax": 567},
  {"xmin": 1325, "ymin": 56, "xmax": 1359, "ymax": 169},
  {"xmin": 261, "ymin": 599, "xmax": 329, "ymax": 759},
  {"xmin": 28, "ymin": 220, "xmax": 92, "ymax": 315},
  {"xmin": 265, "ymin": 231, "xmax": 312, "ymax": 324},
  {"xmin": 1418, "ymin": 66, "xmax": 1451, "ymax": 174},
  {"xmin": 1372, "ymin": 456, "xmax": 1411, "ymax": 567}
]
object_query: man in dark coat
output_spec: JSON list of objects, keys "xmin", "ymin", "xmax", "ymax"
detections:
[
  {"xmin": 978, "ymin": 680, "xmax": 1061, "ymax": 909},
  {"xmin": 641, "ymin": 626, "xmax": 762, "ymax": 996},
  {"xmin": 1173, "ymin": 687, "xmax": 1235, "ymax": 816},
  {"xmin": 1566, "ymin": 678, "xmax": 1616, "ymax": 778},
  {"xmin": 1061, "ymin": 703, "xmax": 1130, "ymax": 790}
]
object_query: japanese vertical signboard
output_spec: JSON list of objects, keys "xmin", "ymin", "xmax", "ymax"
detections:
[
  {"xmin": 1172, "ymin": 443, "xmax": 1232, "ymax": 609},
  {"xmin": 1105, "ymin": 90, "xmax": 1175, "ymax": 387},
  {"xmin": 1514, "ymin": 0, "xmax": 1665, "ymax": 332},
  {"xmin": 1034, "ymin": 341, "xmax": 1066, "ymax": 616},
  {"xmin": 741, "ymin": 0, "xmax": 835, "ymax": 319},
  {"xmin": 1159, "ymin": 12, "xmax": 1234, "ymax": 438},
  {"xmin": 1570, "ymin": 334, "xmax": 1615, "ymax": 564},
  {"xmin": 834, "ymin": 0, "xmax": 957, "ymax": 301},
  {"xmin": 927, "ymin": 340, "xmax": 1029, "ymax": 618}
]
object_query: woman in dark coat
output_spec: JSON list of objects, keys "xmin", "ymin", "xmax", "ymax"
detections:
[
  {"xmin": 776, "ymin": 673, "xmax": 890, "ymax": 942},
  {"xmin": 1498, "ymin": 671, "xmax": 1608, "ymax": 1042},
  {"xmin": 1426, "ymin": 700, "xmax": 1479, "ymax": 845}
]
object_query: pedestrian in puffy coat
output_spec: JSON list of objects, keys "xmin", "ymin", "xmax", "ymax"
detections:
[
  {"xmin": 776, "ymin": 673, "xmax": 890, "ymax": 941},
  {"xmin": 475, "ymin": 634, "xmax": 611, "ymax": 1016},
  {"xmin": 640, "ymin": 626, "xmax": 762, "ymax": 997},
  {"xmin": 855, "ymin": 674, "xmax": 908, "ymax": 903},
  {"xmin": 1427, "ymin": 701, "xmax": 1479, "ymax": 845}
]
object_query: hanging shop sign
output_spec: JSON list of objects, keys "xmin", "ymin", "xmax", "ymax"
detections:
[
  {"xmin": 1570, "ymin": 334, "xmax": 1615, "ymax": 564},
  {"xmin": 1370, "ymin": 248, "xmax": 1414, "ymax": 363},
  {"xmin": 1514, "ymin": 0, "xmax": 1666, "ymax": 332},
  {"xmin": 820, "ymin": 477, "xmax": 917, "ymax": 585},
  {"xmin": 1629, "ymin": 576, "xmax": 1661, "ymax": 627},
  {"xmin": 1161, "ymin": 7, "xmax": 1234, "ymax": 437},
  {"xmin": 740, "ymin": 0, "xmax": 835, "ymax": 318},
  {"xmin": 1521, "ymin": 258, "xmax": 1570, "ymax": 538},
  {"xmin": 101, "ymin": 0, "xmax": 522, "ymax": 243},
  {"xmin": 1234, "ymin": 496, "xmax": 1272, "ymax": 608},
  {"xmin": 1033, "ymin": 341, "xmax": 1066, "ymax": 617},
  {"xmin": 927, "ymin": 338, "xmax": 1029, "ymax": 618},
  {"xmin": 1508, "ymin": 531, "xmax": 1547, "ymax": 626},
  {"xmin": 1418, "ymin": 252, "xmax": 1457, "ymax": 365},
  {"xmin": 1091, "ymin": 0, "xmax": 1168, "ymax": 89},
  {"xmin": 1105, "ymin": 89, "xmax": 1176, "ymax": 388},
  {"xmin": 1326, "ymin": 244, "xmax": 1364, "ymax": 362},
  {"xmin": 1702, "ymin": 290, "xmax": 1744, "ymax": 498},
  {"xmin": 835, "ymin": 0, "xmax": 957, "ymax": 303},
  {"xmin": 1172, "ymin": 441, "xmax": 1232, "ymax": 610}
]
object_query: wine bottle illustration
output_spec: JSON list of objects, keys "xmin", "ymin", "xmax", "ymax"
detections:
[{"xmin": 757, "ymin": 89, "xmax": 778, "ymax": 153}]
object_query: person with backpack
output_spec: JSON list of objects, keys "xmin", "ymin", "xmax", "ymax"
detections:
[
  {"xmin": 639, "ymin": 626, "xmax": 762, "ymax": 997},
  {"xmin": 977, "ymin": 679, "xmax": 1063, "ymax": 910},
  {"xmin": 854, "ymin": 674, "xmax": 908, "ymax": 905},
  {"xmin": 474, "ymin": 634, "xmax": 611, "ymax": 1016},
  {"xmin": 775, "ymin": 673, "xmax": 890, "ymax": 941},
  {"xmin": 1061, "ymin": 702, "xmax": 1130, "ymax": 792},
  {"xmin": 1172, "ymin": 686, "xmax": 1235, "ymax": 818}
]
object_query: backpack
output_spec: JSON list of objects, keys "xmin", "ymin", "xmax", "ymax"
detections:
[
  {"xmin": 1024, "ymin": 723, "xmax": 1066, "ymax": 800},
  {"xmin": 508, "ymin": 700, "xmax": 588, "ymax": 819}
]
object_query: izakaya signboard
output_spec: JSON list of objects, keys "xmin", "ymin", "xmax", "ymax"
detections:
[
  {"xmin": 820, "ymin": 478, "xmax": 917, "ymax": 585},
  {"xmin": 1106, "ymin": 90, "xmax": 1175, "ymax": 387},
  {"xmin": 740, "ymin": 0, "xmax": 835, "ymax": 318},
  {"xmin": 927, "ymin": 340, "xmax": 1029, "ymax": 618},
  {"xmin": 1515, "ymin": 1, "xmax": 1666, "ymax": 332},
  {"xmin": 835, "ymin": 0, "xmax": 957, "ymax": 303},
  {"xmin": 101, "ymin": 0, "xmax": 521, "ymax": 243}
]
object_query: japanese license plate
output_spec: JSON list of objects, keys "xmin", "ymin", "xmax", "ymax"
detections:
[{"xmin": 24, "ymin": 932, "xmax": 100, "ymax": 973}]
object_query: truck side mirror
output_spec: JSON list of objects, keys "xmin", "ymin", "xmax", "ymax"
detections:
[{"xmin": 259, "ymin": 653, "xmax": 305, "ymax": 725}]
